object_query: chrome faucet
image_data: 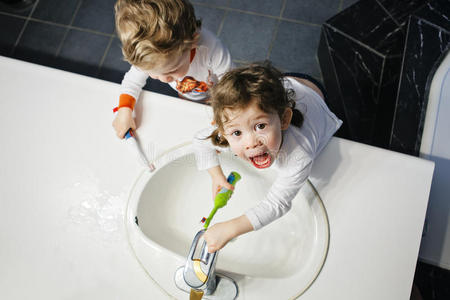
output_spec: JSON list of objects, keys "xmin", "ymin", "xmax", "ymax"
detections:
[
  {"xmin": 182, "ymin": 229, "xmax": 218, "ymax": 294},
  {"xmin": 174, "ymin": 229, "xmax": 238, "ymax": 299}
]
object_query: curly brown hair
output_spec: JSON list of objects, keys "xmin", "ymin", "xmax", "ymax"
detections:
[
  {"xmin": 209, "ymin": 61, "xmax": 304, "ymax": 146},
  {"xmin": 115, "ymin": 0, "xmax": 201, "ymax": 70}
]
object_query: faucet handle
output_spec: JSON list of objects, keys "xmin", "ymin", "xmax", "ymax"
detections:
[{"xmin": 183, "ymin": 229, "xmax": 218, "ymax": 289}]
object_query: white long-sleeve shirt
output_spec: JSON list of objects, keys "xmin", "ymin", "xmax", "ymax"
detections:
[
  {"xmin": 193, "ymin": 77, "xmax": 343, "ymax": 230},
  {"xmin": 119, "ymin": 28, "xmax": 233, "ymax": 102}
]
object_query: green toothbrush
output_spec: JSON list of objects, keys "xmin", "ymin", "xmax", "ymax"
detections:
[{"xmin": 202, "ymin": 171, "xmax": 241, "ymax": 229}]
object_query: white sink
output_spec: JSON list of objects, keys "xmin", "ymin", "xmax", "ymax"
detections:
[{"xmin": 126, "ymin": 143, "xmax": 330, "ymax": 299}]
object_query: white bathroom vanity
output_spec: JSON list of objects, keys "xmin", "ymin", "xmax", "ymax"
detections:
[{"xmin": 0, "ymin": 56, "xmax": 434, "ymax": 300}]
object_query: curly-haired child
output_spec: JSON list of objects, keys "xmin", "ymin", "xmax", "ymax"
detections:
[{"xmin": 193, "ymin": 62, "xmax": 342, "ymax": 252}]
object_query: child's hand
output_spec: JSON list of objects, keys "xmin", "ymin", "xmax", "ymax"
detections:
[
  {"xmin": 203, "ymin": 216, "xmax": 254, "ymax": 253},
  {"xmin": 203, "ymin": 222, "xmax": 234, "ymax": 253},
  {"xmin": 208, "ymin": 167, "xmax": 234, "ymax": 200},
  {"xmin": 112, "ymin": 107, "xmax": 136, "ymax": 139}
]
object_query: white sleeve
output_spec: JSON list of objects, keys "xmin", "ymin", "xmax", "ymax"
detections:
[
  {"xmin": 208, "ymin": 35, "xmax": 234, "ymax": 80},
  {"xmin": 193, "ymin": 126, "xmax": 222, "ymax": 170},
  {"xmin": 119, "ymin": 65, "xmax": 149, "ymax": 101},
  {"xmin": 245, "ymin": 157, "xmax": 313, "ymax": 230}
]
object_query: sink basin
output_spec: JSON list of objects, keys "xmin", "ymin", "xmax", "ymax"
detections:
[{"xmin": 126, "ymin": 143, "xmax": 329, "ymax": 299}]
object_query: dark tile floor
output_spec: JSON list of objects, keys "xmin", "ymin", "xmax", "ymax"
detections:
[
  {"xmin": 413, "ymin": 261, "xmax": 450, "ymax": 300},
  {"xmin": 0, "ymin": 1, "xmax": 449, "ymax": 300},
  {"xmin": 0, "ymin": 0, "xmax": 359, "ymax": 96}
]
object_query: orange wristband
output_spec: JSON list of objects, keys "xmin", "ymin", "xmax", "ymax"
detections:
[{"xmin": 113, "ymin": 94, "xmax": 136, "ymax": 113}]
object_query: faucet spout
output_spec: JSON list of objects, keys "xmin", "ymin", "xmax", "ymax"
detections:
[
  {"xmin": 174, "ymin": 230, "xmax": 239, "ymax": 299},
  {"xmin": 183, "ymin": 230, "xmax": 218, "ymax": 294}
]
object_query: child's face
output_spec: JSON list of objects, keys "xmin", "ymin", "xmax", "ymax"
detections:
[
  {"xmin": 146, "ymin": 48, "xmax": 192, "ymax": 83},
  {"xmin": 222, "ymin": 100, "xmax": 291, "ymax": 169}
]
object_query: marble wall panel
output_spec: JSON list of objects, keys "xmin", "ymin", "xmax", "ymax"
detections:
[
  {"xmin": 390, "ymin": 14, "xmax": 450, "ymax": 154},
  {"xmin": 318, "ymin": 0, "xmax": 431, "ymax": 148}
]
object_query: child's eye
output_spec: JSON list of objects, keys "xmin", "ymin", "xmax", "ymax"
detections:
[
  {"xmin": 231, "ymin": 130, "xmax": 241, "ymax": 137},
  {"xmin": 256, "ymin": 123, "xmax": 266, "ymax": 130}
]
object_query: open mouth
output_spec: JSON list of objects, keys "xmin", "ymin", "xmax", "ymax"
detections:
[{"xmin": 249, "ymin": 152, "xmax": 272, "ymax": 169}]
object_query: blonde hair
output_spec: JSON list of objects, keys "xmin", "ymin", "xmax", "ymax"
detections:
[
  {"xmin": 209, "ymin": 61, "xmax": 303, "ymax": 147},
  {"xmin": 115, "ymin": 0, "xmax": 201, "ymax": 70}
]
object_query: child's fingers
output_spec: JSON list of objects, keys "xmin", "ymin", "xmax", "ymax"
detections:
[
  {"xmin": 130, "ymin": 119, "xmax": 137, "ymax": 130},
  {"xmin": 224, "ymin": 181, "xmax": 234, "ymax": 191},
  {"xmin": 218, "ymin": 181, "xmax": 234, "ymax": 192},
  {"xmin": 117, "ymin": 129, "xmax": 126, "ymax": 139}
]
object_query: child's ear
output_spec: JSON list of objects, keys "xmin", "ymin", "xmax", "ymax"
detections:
[
  {"xmin": 192, "ymin": 32, "xmax": 200, "ymax": 47},
  {"xmin": 281, "ymin": 108, "xmax": 293, "ymax": 130}
]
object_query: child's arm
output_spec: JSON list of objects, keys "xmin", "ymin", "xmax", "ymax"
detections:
[
  {"xmin": 246, "ymin": 157, "xmax": 313, "ymax": 230},
  {"xmin": 193, "ymin": 126, "xmax": 221, "ymax": 169},
  {"xmin": 193, "ymin": 127, "xmax": 226, "ymax": 194},
  {"xmin": 112, "ymin": 66, "xmax": 148, "ymax": 138},
  {"xmin": 203, "ymin": 215, "xmax": 253, "ymax": 253},
  {"xmin": 193, "ymin": 127, "xmax": 234, "ymax": 201},
  {"xmin": 203, "ymin": 159, "xmax": 312, "ymax": 253}
]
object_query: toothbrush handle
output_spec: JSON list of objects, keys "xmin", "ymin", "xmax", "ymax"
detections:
[
  {"xmin": 124, "ymin": 129, "xmax": 152, "ymax": 169},
  {"xmin": 124, "ymin": 128, "xmax": 134, "ymax": 139},
  {"xmin": 204, "ymin": 207, "xmax": 218, "ymax": 229}
]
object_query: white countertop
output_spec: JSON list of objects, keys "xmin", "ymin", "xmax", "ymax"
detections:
[{"xmin": 0, "ymin": 56, "xmax": 434, "ymax": 300}]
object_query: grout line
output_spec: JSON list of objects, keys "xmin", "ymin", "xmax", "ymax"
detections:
[
  {"xmin": 55, "ymin": 0, "xmax": 83, "ymax": 57},
  {"xmin": 232, "ymin": 59, "xmax": 251, "ymax": 66},
  {"xmin": 266, "ymin": 21, "xmax": 280, "ymax": 59},
  {"xmin": 266, "ymin": 0, "xmax": 287, "ymax": 60},
  {"xmin": 0, "ymin": 11, "xmax": 116, "ymax": 38},
  {"xmin": 191, "ymin": 1, "xmax": 322, "ymax": 27},
  {"xmin": 10, "ymin": 0, "xmax": 39, "ymax": 55},
  {"xmin": 0, "ymin": 1, "xmax": 323, "ymax": 44},
  {"xmin": 216, "ymin": 9, "xmax": 228, "ymax": 37},
  {"xmin": 97, "ymin": 35, "xmax": 115, "ymax": 76},
  {"xmin": 280, "ymin": 16, "xmax": 322, "ymax": 27},
  {"xmin": 0, "ymin": 10, "xmax": 27, "ymax": 19},
  {"xmin": 279, "ymin": 0, "xmax": 287, "ymax": 18}
]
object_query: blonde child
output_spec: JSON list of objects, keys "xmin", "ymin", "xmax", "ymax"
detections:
[
  {"xmin": 193, "ymin": 62, "xmax": 342, "ymax": 252},
  {"xmin": 112, "ymin": 0, "xmax": 233, "ymax": 138}
]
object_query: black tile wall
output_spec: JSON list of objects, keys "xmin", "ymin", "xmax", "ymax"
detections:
[
  {"xmin": 414, "ymin": 261, "xmax": 450, "ymax": 300},
  {"xmin": 317, "ymin": 0, "xmax": 430, "ymax": 147},
  {"xmin": 389, "ymin": 0, "xmax": 450, "ymax": 155}
]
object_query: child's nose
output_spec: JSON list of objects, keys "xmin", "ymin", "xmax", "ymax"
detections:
[{"xmin": 245, "ymin": 134, "xmax": 262, "ymax": 149}]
